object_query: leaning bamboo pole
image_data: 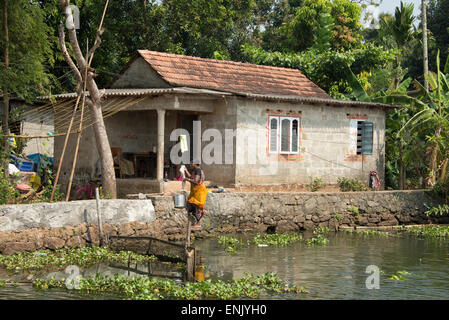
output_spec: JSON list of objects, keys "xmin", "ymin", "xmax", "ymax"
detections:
[
  {"xmin": 65, "ymin": 40, "xmax": 90, "ymax": 201},
  {"xmin": 50, "ymin": 94, "xmax": 82, "ymax": 202}
]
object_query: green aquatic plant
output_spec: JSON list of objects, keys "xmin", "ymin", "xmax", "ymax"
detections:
[
  {"xmin": 32, "ymin": 272, "xmax": 307, "ymax": 300},
  {"xmin": 217, "ymin": 235, "xmax": 246, "ymax": 254},
  {"xmin": 0, "ymin": 246, "xmax": 157, "ymax": 273},
  {"xmin": 0, "ymin": 280, "xmax": 18, "ymax": 288},
  {"xmin": 400, "ymin": 225, "xmax": 449, "ymax": 238},
  {"xmin": 360, "ymin": 229, "xmax": 390, "ymax": 237},
  {"xmin": 313, "ymin": 226, "xmax": 330, "ymax": 235},
  {"xmin": 389, "ymin": 270, "xmax": 412, "ymax": 281},
  {"xmin": 252, "ymin": 233, "xmax": 302, "ymax": 247},
  {"xmin": 305, "ymin": 234, "xmax": 329, "ymax": 246}
]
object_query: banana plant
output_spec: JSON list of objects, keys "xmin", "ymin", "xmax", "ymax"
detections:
[
  {"xmin": 344, "ymin": 65, "xmax": 420, "ymax": 189},
  {"xmin": 399, "ymin": 51, "xmax": 449, "ymax": 186}
]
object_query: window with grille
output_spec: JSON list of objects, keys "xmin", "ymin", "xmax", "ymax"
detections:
[
  {"xmin": 269, "ymin": 116, "xmax": 299, "ymax": 154},
  {"xmin": 356, "ymin": 121, "xmax": 373, "ymax": 155}
]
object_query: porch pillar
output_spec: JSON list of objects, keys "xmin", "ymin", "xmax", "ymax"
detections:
[{"xmin": 156, "ymin": 108, "xmax": 166, "ymax": 181}]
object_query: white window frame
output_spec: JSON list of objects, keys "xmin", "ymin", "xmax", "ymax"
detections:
[
  {"xmin": 269, "ymin": 116, "xmax": 279, "ymax": 154},
  {"xmin": 269, "ymin": 116, "xmax": 300, "ymax": 155}
]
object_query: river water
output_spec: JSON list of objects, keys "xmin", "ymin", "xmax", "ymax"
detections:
[{"xmin": 0, "ymin": 231, "xmax": 448, "ymax": 300}]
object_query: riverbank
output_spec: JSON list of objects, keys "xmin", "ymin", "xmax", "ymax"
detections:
[{"xmin": 0, "ymin": 190, "xmax": 447, "ymax": 255}]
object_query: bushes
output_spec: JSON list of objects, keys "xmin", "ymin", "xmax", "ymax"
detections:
[
  {"xmin": 337, "ymin": 177, "xmax": 370, "ymax": 192},
  {"xmin": 433, "ymin": 176, "xmax": 449, "ymax": 202}
]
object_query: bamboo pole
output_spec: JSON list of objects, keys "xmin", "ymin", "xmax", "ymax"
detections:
[
  {"xmin": 50, "ymin": 94, "xmax": 81, "ymax": 202},
  {"xmin": 65, "ymin": 40, "xmax": 89, "ymax": 201}
]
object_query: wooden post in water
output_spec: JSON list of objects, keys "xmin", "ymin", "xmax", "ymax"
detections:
[{"xmin": 185, "ymin": 213, "xmax": 195, "ymax": 281}]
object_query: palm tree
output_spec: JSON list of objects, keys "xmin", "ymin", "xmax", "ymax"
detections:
[{"xmin": 378, "ymin": 1, "xmax": 416, "ymax": 89}]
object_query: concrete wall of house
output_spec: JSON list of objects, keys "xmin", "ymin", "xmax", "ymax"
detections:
[
  {"xmin": 53, "ymin": 123, "xmax": 99, "ymax": 193},
  {"xmin": 110, "ymin": 57, "xmax": 171, "ymax": 89},
  {"xmin": 234, "ymin": 99, "xmax": 386, "ymax": 187},
  {"xmin": 0, "ymin": 101, "xmax": 54, "ymax": 157},
  {"xmin": 106, "ymin": 109, "xmax": 177, "ymax": 156},
  {"xmin": 198, "ymin": 97, "xmax": 237, "ymax": 186},
  {"xmin": 22, "ymin": 108, "xmax": 54, "ymax": 157}
]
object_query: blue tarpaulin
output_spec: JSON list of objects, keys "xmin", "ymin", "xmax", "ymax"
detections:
[{"xmin": 26, "ymin": 153, "xmax": 53, "ymax": 170}]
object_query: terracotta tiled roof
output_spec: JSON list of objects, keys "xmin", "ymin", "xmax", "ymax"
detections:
[{"xmin": 137, "ymin": 50, "xmax": 331, "ymax": 99}]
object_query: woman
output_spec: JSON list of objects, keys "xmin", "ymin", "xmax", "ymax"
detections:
[{"xmin": 184, "ymin": 162, "xmax": 207, "ymax": 229}]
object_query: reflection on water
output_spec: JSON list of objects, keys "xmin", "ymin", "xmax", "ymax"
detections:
[
  {"xmin": 0, "ymin": 231, "xmax": 448, "ymax": 299},
  {"xmin": 196, "ymin": 232, "xmax": 449, "ymax": 300}
]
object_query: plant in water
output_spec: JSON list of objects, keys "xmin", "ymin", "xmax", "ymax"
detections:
[
  {"xmin": 252, "ymin": 232, "xmax": 302, "ymax": 247},
  {"xmin": 361, "ymin": 229, "xmax": 390, "ymax": 237},
  {"xmin": 217, "ymin": 235, "xmax": 246, "ymax": 254},
  {"xmin": 400, "ymin": 225, "xmax": 449, "ymax": 238},
  {"xmin": 305, "ymin": 233, "xmax": 329, "ymax": 246},
  {"xmin": 32, "ymin": 272, "xmax": 307, "ymax": 300},
  {"xmin": 0, "ymin": 246, "xmax": 157, "ymax": 273},
  {"xmin": 313, "ymin": 226, "xmax": 330, "ymax": 235},
  {"xmin": 389, "ymin": 270, "xmax": 412, "ymax": 281}
]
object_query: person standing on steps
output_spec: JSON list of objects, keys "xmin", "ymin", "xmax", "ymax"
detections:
[{"xmin": 183, "ymin": 162, "xmax": 207, "ymax": 230}]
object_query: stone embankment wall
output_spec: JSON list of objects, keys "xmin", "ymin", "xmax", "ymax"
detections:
[{"xmin": 0, "ymin": 190, "xmax": 446, "ymax": 255}]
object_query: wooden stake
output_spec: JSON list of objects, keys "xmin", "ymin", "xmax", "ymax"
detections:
[
  {"xmin": 95, "ymin": 187, "xmax": 104, "ymax": 246},
  {"xmin": 185, "ymin": 212, "xmax": 194, "ymax": 281}
]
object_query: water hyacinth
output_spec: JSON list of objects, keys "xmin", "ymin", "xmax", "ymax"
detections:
[
  {"xmin": 401, "ymin": 225, "xmax": 449, "ymax": 238},
  {"xmin": 252, "ymin": 233, "xmax": 302, "ymax": 247},
  {"xmin": 0, "ymin": 246, "xmax": 156, "ymax": 273},
  {"xmin": 32, "ymin": 272, "xmax": 307, "ymax": 300}
]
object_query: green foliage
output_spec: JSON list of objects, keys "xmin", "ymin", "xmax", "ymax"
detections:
[
  {"xmin": 0, "ymin": 134, "xmax": 20, "ymax": 205},
  {"xmin": 309, "ymin": 177, "xmax": 324, "ymax": 192},
  {"xmin": 0, "ymin": 0, "xmax": 55, "ymax": 101},
  {"xmin": 305, "ymin": 233, "xmax": 329, "ymax": 246},
  {"xmin": 217, "ymin": 235, "xmax": 246, "ymax": 254},
  {"xmin": 333, "ymin": 213, "xmax": 343, "ymax": 222},
  {"xmin": 313, "ymin": 226, "xmax": 330, "ymax": 235},
  {"xmin": 360, "ymin": 229, "xmax": 389, "ymax": 237},
  {"xmin": 401, "ymin": 225, "xmax": 449, "ymax": 238},
  {"xmin": 425, "ymin": 204, "xmax": 449, "ymax": 217},
  {"xmin": 389, "ymin": 270, "xmax": 412, "ymax": 281},
  {"xmin": 32, "ymin": 272, "xmax": 306, "ymax": 300},
  {"xmin": 0, "ymin": 246, "xmax": 156, "ymax": 273},
  {"xmin": 218, "ymin": 232, "xmax": 302, "ymax": 253},
  {"xmin": 267, "ymin": 0, "xmax": 363, "ymax": 52},
  {"xmin": 337, "ymin": 177, "xmax": 369, "ymax": 192},
  {"xmin": 241, "ymin": 42, "xmax": 397, "ymax": 97},
  {"xmin": 252, "ymin": 232, "xmax": 302, "ymax": 247},
  {"xmin": 433, "ymin": 176, "xmax": 449, "ymax": 201}
]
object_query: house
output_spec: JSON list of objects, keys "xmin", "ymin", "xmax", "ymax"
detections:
[
  {"xmin": 0, "ymin": 96, "xmax": 54, "ymax": 157},
  {"xmin": 49, "ymin": 50, "xmax": 395, "ymax": 197}
]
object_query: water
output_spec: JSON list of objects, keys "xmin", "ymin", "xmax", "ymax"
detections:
[
  {"xmin": 196, "ymin": 231, "xmax": 449, "ymax": 300},
  {"xmin": 0, "ymin": 231, "xmax": 448, "ymax": 299}
]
